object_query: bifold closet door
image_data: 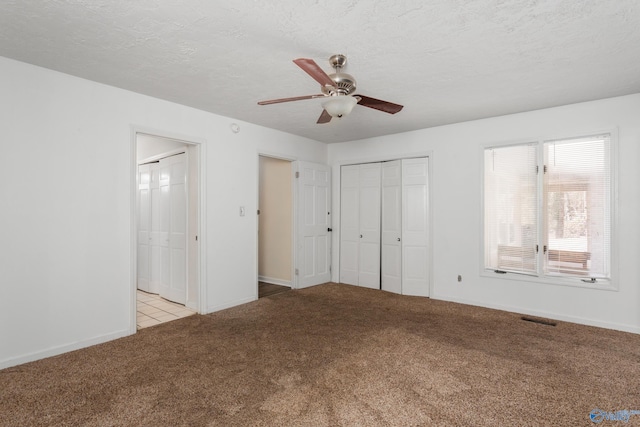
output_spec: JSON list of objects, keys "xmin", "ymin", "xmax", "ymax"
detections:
[
  {"xmin": 340, "ymin": 159, "xmax": 428, "ymax": 294},
  {"xmin": 339, "ymin": 165, "xmax": 360, "ymax": 286},
  {"xmin": 380, "ymin": 157, "xmax": 430, "ymax": 296},
  {"xmin": 381, "ymin": 160, "xmax": 402, "ymax": 294},
  {"xmin": 358, "ymin": 163, "xmax": 382, "ymax": 288},
  {"xmin": 401, "ymin": 157, "xmax": 429, "ymax": 297},
  {"xmin": 339, "ymin": 163, "xmax": 381, "ymax": 289}
]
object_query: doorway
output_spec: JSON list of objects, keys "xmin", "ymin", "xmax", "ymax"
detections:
[
  {"xmin": 134, "ymin": 132, "xmax": 202, "ymax": 329},
  {"xmin": 257, "ymin": 157, "xmax": 333, "ymax": 297},
  {"xmin": 258, "ymin": 156, "xmax": 293, "ymax": 298}
]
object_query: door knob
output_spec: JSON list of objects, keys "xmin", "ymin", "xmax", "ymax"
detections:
[
  {"xmin": 397, "ymin": 238, "xmax": 401, "ymax": 242},
  {"xmin": 360, "ymin": 234, "xmax": 363, "ymax": 238},
  {"xmin": 327, "ymin": 228, "xmax": 333, "ymax": 232}
]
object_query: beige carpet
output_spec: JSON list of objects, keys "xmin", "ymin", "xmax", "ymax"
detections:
[{"xmin": 2, "ymin": 283, "xmax": 639, "ymax": 426}]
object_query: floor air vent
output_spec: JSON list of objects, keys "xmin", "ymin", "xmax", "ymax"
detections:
[{"xmin": 521, "ymin": 316, "xmax": 557, "ymax": 327}]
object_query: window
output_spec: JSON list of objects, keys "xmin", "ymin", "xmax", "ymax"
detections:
[
  {"xmin": 483, "ymin": 133, "xmax": 613, "ymax": 286},
  {"xmin": 484, "ymin": 143, "xmax": 538, "ymax": 274}
]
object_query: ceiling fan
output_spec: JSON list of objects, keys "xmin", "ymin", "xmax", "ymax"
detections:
[{"xmin": 258, "ymin": 54, "xmax": 403, "ymax": 124}]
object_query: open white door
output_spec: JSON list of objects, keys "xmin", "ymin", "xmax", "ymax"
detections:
[
  {"xmin": 158, "ymin": 153, "xmax": 187, "ymax": 304},
  {"xmin": 296, "ymin": 161, "xmax": 331, "ymax": 288}
]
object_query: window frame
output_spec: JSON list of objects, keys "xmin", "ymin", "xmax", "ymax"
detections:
[{"xmin": 479, "ymin": 129, "xmax": 618, "ymax": 291}]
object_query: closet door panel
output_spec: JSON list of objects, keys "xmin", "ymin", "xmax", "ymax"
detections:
[
  {"xmin": 402, "ymin": 158, "xmax": 429, "ymax": 297},
  {"xmin": 381, "ymin": 160, "xmax": 402, "ymax": 294},
  {"xmin": 381, "ymin": 243, "xmax": 401, "ymax": 291},
  {"xmin": 340, "ymin": 240, "xmax": 359, "ymax": 285},
  {"xmin": 358, "ymin": 241, "xmax": 380, "ymax": 289},
  {"xmin": 339, "ymin": 165, "xmax": 360, "ymax": 286},
  {"xmin": 359, "ymin": 186, "xmax": 380, "ymax": 232},
  {"xmin": 358, "ymin": 163, "xmax": 381, "ymax": 289}
]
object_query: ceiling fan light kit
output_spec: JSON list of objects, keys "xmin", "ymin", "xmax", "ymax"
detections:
[
  {"xmin": 322, "ymin": 95, "xmax": 359, "ymax": 118},
  {"xmin": 258, "ymin": 54, "xmax": 403, "ymax": 124}
]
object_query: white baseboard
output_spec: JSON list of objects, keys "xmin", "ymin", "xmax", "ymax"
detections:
[
  {"xmin": 0, "ymin": 328, "xmax": 133, "ymax": 370},
  {"xmin": 206, "ymin": 295, "xmax": 256, "ymax": 314},
  {"xmin": 258, "ymin": 276, "xmax": 292, "ymax": 287},
  {"xmin": 431, "ymin": 293, "xmax": 640, "ymax": 334}
]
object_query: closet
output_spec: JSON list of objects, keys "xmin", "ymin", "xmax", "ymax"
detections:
[
  {"xmin": 137, "ymin": 152, "xmax": 187, "ymax": 304},
  {"xmin": 339, "ymin": 157, "xmax": 429, "ymax": 297}
]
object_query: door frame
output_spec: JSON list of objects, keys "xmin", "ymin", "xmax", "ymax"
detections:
[
  {"xmin": 332, "ymin": 151, "xmax": 434, "ymax": 296},
  {"xmin": 130, "ymin": 126, "xmax": 207, "ymax": 334},
  {"xmin": 256, "ymin": 152, "xmax": 297, "ymax": 294}
]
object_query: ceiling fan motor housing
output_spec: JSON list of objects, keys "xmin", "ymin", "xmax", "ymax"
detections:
[
  {"xmin": 322, "ymin": 54, "xmax": 356, "ymax": 95},
  {"xmin": 322, "ymin": 72, "xmax": 357, "ymax": 95}
]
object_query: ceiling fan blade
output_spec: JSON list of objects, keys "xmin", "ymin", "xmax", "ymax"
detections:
[
  {"xmin": 317, "ymin": 109, "xmax": 332, "ymax": 124},
  {"xmin": 293, "ymin": 58, "xmax": 336, "ymax": 88},
  {"xmin": 354, "ymin": 95, "xmax": 404, "ymax": 114},
  {"xmin": 258, "ymin": 94, "xmax": 325, "ymax": 105}
]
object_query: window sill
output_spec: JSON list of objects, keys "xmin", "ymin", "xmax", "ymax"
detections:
[{"xmin": 481, "ymin": 269, "xmax": 617, "ymax": 291}]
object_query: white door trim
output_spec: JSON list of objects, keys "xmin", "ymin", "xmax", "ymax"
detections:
[{"xmin": 130, "ymin": 126, "xmax": 207, "ymax": 334}]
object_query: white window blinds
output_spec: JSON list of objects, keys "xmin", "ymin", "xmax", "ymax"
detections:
[
  {"xmin": 484, "ymin": 144, "xmax": 538, "ymax": 274},
  {"xmin": 543, "ymin": 134, "xmax": 611, "ymax": 278}
]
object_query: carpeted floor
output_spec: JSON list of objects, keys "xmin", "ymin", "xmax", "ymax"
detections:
[{"xmin": 2, "ymin": 283, "xmax": 639, "ymax": 426}]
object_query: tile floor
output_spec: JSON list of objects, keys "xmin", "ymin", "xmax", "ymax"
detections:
[{"xmin": 136, "ymin": 290, "xmax": 196, "ymax": 329}]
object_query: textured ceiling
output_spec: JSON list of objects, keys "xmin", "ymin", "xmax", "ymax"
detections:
[{"xmin": 1, "ymin": 0, "xmax": 639, "ymax": 143}]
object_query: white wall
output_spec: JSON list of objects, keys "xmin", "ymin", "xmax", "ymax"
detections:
[
  {"xmin": 0, "ymin": 56, "xmax": 327, "ymax": 369},
  {"xmin": 329, "ymin": 94, "xmax": 640, "ymax": 333}
]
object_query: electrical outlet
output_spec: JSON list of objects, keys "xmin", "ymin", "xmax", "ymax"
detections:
[{"xmin": 457, "ymin": 275, "xmax": 462, "ymax": 282}]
